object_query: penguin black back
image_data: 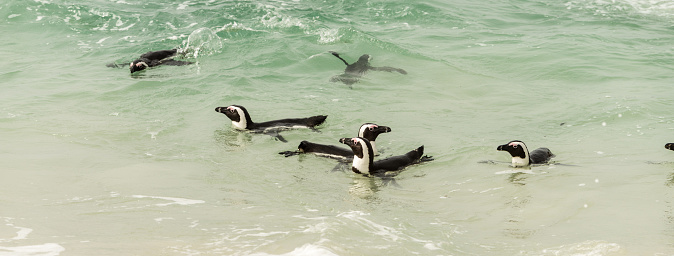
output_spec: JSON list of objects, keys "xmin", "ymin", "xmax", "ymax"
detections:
[{"xmin": 129, "ymin": 49, "xmax": 193, "ymax": 73}]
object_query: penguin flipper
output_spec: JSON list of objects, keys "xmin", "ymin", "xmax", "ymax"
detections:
[
  {"xmin": 279, "ymin": 151, "xmax": 301, "ymax": 157},
  {"xmin": 330, "ymin": 162, "xmax": 348, "ymax": 172},
  {"xmin": 274, "ymin": 134, "xmax": 288, "ymax": 143},
  {"xmin": 106, "ymin": 62, "xmax": 130, "ymax": 68},
  {"xmin": 371, "ymin": 66, "xmax": 407, "ymax": 74},
  {"xmin": 380, "ymin": 177, "xmax": 402, "ymax": 188},
  {"xmin": 329, "ymin": 51, "xmax": 350, "ymax": 66},
  {"xmin": 418, "ymin": 155, "xmax": 434, "ymax": 162},
  {"xmin": 263, "ymin": 130, "xmax": 288, "ymax": 143},
  {"xmin": 478, "ymin": 160, "xmax": 509, "ymax": 165}
]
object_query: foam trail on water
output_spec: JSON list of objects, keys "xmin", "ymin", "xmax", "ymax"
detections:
[
  {"xmin": 132, "ymin": 195, "xmax": 205, "ymax": 206},
  {"xmin": 0, "ymin": 244, "xmax": 65, "ymax": 256}
]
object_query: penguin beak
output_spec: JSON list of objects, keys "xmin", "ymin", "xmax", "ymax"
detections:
[
  {"xmin": 339, "ymin": 138, "xmax": 355, "ymax": 146},
  {"xmin": 298, "ymin": 141, "xmax": 309, "ymax": 152},
  {"xmin": 496, "ymin": 144, "xmax": 507, "ymax": 151},
  {"xmin": 378, "ymin": 126, "xmax": 392, "ymax": 133}
]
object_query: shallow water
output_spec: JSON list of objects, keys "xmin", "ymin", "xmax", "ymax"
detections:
[{"xmin": 1, "ymin": 0, "xmax": 674, "ymax": 255}]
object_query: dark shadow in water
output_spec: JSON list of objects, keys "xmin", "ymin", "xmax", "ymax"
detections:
[
  {"xmin": 667, "ymin": 172, "xmax": 674, "ymax": 188},
  {"xmin": 664, "ymin": 170, "xmax": 674, "ymax": 245},
  {"xmin": 507, "ymin": 172, "xmax": 529, "ymax": 186},
  {"xmin": 502, "ymin": 180, "xmax": 537, "ymax": 239},
  {"xmin": 214, "ymin": 129, "xmax": 253, "ymax": 148},
  {"xmin": 214, "ymin": 127, "xmax": 292, "ymax": 145},
  {"xmin": 648, "ymin": 159, "xmax": 674, "ymax": 240}
]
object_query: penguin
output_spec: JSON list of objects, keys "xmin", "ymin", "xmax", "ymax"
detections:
[
  {"xmin": 279, "ymin": 123, "xmax": 392, "ymax": 159},
  {"xmin": 496, "ymin": 140, "xmax": 555, "ymax": 167},
  {"xmin": 339, "ymin": 137, "xmax": 433, "ymax": 177},
  {"xmin": 215, "ymin": 105, "xmax": 327, "ymax": 142},
  {"xmin": 128, "ymin": 49, "xmax": 193, "ymax": 73},
  {"xmin": 666, "ymin": 143, "xmax": 674, "ymax": 151},
  {"xmin": 329, "ymin": 51, "xmax": 407, "ymax": 85}
]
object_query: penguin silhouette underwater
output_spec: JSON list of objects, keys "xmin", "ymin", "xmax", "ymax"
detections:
[{"xmin": 329, "ymin": 51, "xmax": 407, "ymax": 86}]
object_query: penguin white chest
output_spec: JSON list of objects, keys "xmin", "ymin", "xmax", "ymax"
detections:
[
  {"xmin": 511, "ymin": 156, "xmax": 529, "ymax": 167},
  {"xmin": 231, "ymin": 120, "xmax": 247, "ymax": 130},
  {"xmin": 352, "ymin": 156, "xmax": 370, "ymax": 175}
]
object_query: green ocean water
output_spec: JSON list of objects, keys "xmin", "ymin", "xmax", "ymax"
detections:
[{"xmin": 1, "ymin": 0, "xmax": 674, "ymax": 255}]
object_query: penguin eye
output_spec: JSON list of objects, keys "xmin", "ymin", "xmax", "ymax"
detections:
[
  {"xmin": 368, "ymin": 127, "xmax": 375, "ymax": 131},
  {"xmin": 512, "ymin": 145, "xmax": 518, "ymax": 148}
]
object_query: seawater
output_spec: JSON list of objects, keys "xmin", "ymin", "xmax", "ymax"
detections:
[{"xmin": 1, "ymin": 0, "xmax": 674, "ymax": 255}]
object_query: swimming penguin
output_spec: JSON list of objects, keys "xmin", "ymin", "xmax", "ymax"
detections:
[
  {"xmin": 279, "ymin": 123, "xmax": 392, "ymax": 159},
  {"xmin": 666, "ymin": 143, "xmax": 674, "ymax": 151},
  {"xmin": 329, "ymin": 51, "xmax": 407, "ymax": 85},
  {"xmin": 339, "ymin": 137, "xmax": 432, "ymax": 177},
  {"xmin": 215, "ymin": 105, "xmax": 327, "ymax": 142},
  {"xmin": 128, "ymin": 49, "xmax": 193, "ymax": 73},
  {"xmin": 496, "ymin": 140, "xmax": 555, "ymax": 167}
]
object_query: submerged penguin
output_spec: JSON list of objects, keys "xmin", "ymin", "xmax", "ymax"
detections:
[
  {"xmin": 215, "ymin": 105, "xmax": 327, "ymax": 142},
  {"xmin": 329, "ymin": 51, "xmax": 407, "ymax": 85},
  {"xmin": 339, "ymin": 137, "xmax": 432, "ymax": 177},
  {"xmin": 496, "ymin": 140, "xmax": 555, "ymax": 167},
  {"xmin": 124, "ymin": 49, "xmax": 193, "ymax": 73},
  {"xmin": 666, "ymin": 143, "xmax": 674, "ymax": 151},
  {"xmin": 279, "ymin": 123, "xmax": 392, "ymax": 160}
]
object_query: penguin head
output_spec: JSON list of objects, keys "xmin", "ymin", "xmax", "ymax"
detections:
[
  {"xmin": 215, "ymin": 105, "xmax": 251, "ymax": 130},
  {"xmin": 356, "ymin": 54, "xmax": 371, "ymax": 64},
  {"xmin": 340, "ymin": 137, "xmax": 374, "ymax": 160},
  {"xmin": 666, "ymin": 143, "xmax": 674, "ymax": 151},
  {"xmin": 298, "ymin": 141, "xmax": 310, "ymax": 153},
  {"xmin": 497, "ymin": 140, "xmax": 530, "ymax": 167},
  {"xmin": 358, "ymin": 123, "xmax": 391, "ymax": 142},
  {"xmin": 340, "ymin": 137, "xmax": 374, "ymax": 175},
  {"xmin": 129, "ymin": 60, "xmax": 149, "ymax": 73}
]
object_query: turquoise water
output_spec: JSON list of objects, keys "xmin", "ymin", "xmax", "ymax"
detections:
[{"xmin": 1, "ymin": 0, "xmax": 674, "ymax": 255}]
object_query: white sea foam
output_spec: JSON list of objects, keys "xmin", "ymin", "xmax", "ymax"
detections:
[
  {"xmin": 177, "ymin": 1, "xmax": 191, "ymax": 10},
  {"xmin": 111, "ymin": 23, "xmax": 135, "ymax": 31},
  {"xmin": 566, "ymin": 0, "xmax": 674, "ymax": 17},
  {"xmin": 260, "ymin": 8, "xmax": 306, "ymax": 29},
  {"xmin": 315, "ymin": 28, "xmax": 341, "ymax": 44},
  {"xmin": 95, "ymin": 37, "xmax": 110, "ymax": 45},
  {"xmin": 534, "ymin": 240, "xmax": 621, "ymax": 255},
  {"xmin": 0, "ymin": 243, "xmax": 65, "ymax": 256},
  {"xmin": 338, "ymin": 211, "xmax": 431, "ymax": 245},
  {"xmin": 248, "ymin": 243, "xmax": 338, "ymax": 256},
  {"xmin": 132, "ymin": 195, "xmax": 205, "ymax": 206}
]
